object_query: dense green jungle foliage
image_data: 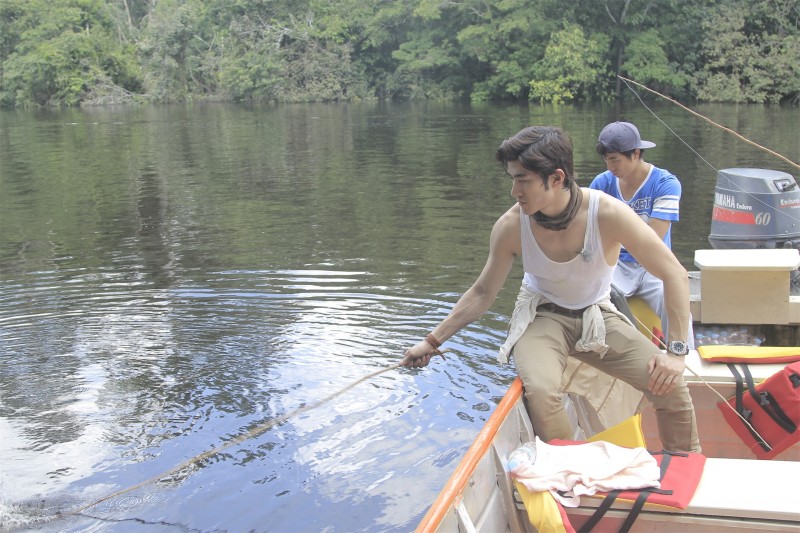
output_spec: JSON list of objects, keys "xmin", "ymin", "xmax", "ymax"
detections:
[{"xmin": 1, "ymin": 0, "xmax": 798, "ymax": 107}]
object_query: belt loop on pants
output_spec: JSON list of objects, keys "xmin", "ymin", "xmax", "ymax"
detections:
[{"xmin": 537, "ymin": 302, "xmax": 587, "ymax": 317}]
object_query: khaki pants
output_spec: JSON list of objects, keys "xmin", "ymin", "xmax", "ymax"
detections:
[{"xmin": 513, "ymin": 308, "xmax": 700, "ymax": 453}]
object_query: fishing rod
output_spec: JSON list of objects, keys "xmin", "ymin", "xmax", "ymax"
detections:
[
  {"xmin": 618, "ymin": 75, "xmax": 784, "ymax": 448},
  {"xmin": 617, "ymin": 75, "xmax": 800, "ymax": 171},
  {"xmin": 619, "ymin": 75, "xmax": 800, "ymax": 230}
]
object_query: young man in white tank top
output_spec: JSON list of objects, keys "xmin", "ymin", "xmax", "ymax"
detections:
[{"xmin": 401, "ymin": 126, "xmax": 699, "ymax": 453}]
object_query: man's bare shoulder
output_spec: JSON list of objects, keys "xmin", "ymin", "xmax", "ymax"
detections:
[
  {"xmin": 595, "ymin": 190, "xmax": 636, "ymax": 221},
  {"xmin": 490, "ymin": 204, "xmax": 522, "ymax": 254},
  {"xmin": 595, "ymin": 189, "xmax": 643, "ymax": 240},
  {"xmin": 596, "ymin": 188, "xmax": 659, "ymax": 247},
  {"xmin": 494, "ymin": 203, "xmax": 521, "ymax": 231}
]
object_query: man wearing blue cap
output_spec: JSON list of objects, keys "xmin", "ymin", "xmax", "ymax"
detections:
[{"xmin": 590, "ymin": 121, "xmax": 692, "ymax": 349}]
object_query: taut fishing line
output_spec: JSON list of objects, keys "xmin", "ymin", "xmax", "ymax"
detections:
[
  {"xmin": 618, "ymin": 75, "xmax": 800, "ymax": 171},
  {"xmin": 619, "ymin": 77, "xmax": 720, "ymax": 175}
]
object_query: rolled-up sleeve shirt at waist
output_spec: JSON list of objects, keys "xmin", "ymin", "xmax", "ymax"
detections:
[{"xmin": 498, "ymin": 283, "xmax": 633, "ymax": 364}]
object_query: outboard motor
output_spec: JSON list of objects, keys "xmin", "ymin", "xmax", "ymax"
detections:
[
  {"xmin": 704, "ymin": 168, "xmax": 800, "ymax": 342},
  {"xmin": 708, "ymin": 168, "xmax": 800, "ymax": 250}
]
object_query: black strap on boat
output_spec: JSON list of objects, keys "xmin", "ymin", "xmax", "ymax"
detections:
[
  {"xmin": 728, "ymin": 364, "xmax": 770, "ymax": 451},
  {"xmin": 616, "ymin": 452, "xmax": 683, "ymax": 533},
  {"xmin": 577, "ymin": 489, "xmax": 621, "ymax": 533},
  {"xmin": 619, "ymin": 490, "xmax": 656, "ymax": 533},
  {"xmin": 577, "ymin": 451, "xmax": 679, "ymax": 533}
]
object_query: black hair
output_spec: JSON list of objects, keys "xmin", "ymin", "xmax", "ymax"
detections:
[{"xmin": 496, "ymin": 126, "xmax": 575, "ymax": 190}]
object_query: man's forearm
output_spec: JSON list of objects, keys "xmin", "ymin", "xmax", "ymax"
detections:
[
  {"xmin": 432, "ymin": 289, "xmax": 495, "ymax": 342},
  {"xmin": 664, "ymin": 275, "xmax": 691, "ymax": 343}
]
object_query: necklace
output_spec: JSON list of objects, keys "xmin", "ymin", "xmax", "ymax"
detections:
[{"xmin": 533, "ymin": 182, "xmax": 582, "ymax": 231}]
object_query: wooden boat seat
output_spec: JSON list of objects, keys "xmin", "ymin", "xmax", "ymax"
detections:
[{"xmin": 566, "ymin": 456, "xmax": 800, "ymax": 531}]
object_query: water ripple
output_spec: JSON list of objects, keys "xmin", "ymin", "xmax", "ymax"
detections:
[{"xmin": 0, "ymin": 264, "xmax": 513, "ymax": 531}]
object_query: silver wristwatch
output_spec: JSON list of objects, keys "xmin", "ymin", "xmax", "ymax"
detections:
[{"xmin": 667, "ymin": 340, "xmax": 689, "ymax": 356}]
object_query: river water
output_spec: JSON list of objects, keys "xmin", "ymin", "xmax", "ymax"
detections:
[{"xmin": 1, "ymin": 101, "xmax": 797, "ymax": 532}]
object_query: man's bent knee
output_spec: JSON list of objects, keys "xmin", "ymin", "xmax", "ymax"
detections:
[{"xmin": 523, "ymin": 389, "xmax": 575, "ymax": 442}]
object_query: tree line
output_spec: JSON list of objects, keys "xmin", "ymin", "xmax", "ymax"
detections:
[{"xmin": 1, "ymin": 0, "xmax": 798, "ymax": 108}]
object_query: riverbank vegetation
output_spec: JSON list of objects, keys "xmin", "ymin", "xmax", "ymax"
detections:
[{"xmin": 1, "ymin": 0, "xmax": 798, "ymax": 107}]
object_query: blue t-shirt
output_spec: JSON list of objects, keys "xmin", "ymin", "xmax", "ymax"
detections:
[{"xmin": 590, "ymin": 165, "xmax": 681, "ymax": 264}]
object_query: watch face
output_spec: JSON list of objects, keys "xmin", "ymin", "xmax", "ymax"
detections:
[{"xmin": 668, "ymin": 341, "xmax": 688, "ymax": 355}]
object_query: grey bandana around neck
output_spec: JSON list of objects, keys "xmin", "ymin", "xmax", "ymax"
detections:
[{"xmin": 533, "ymin": 182, "xmax": 582, "ymax": 231}]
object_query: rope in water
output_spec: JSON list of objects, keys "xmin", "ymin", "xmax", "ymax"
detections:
[
  {"xmin": 65, "ymin": 314, "xmax": 768, "ymax": 517},
  {"xmin": 65, "ymin": 352, "xmax": 443, "ymax": 516}
]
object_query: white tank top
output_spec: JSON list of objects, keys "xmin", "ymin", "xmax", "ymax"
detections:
[{"xmin": 520, "ymin": 189, "xmax": 613, "ymax": 309}]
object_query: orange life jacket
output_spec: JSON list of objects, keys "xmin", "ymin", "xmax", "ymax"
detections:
[{"xmin": 718, "ymin": 360, "xmax": 800, "ymax": 460}]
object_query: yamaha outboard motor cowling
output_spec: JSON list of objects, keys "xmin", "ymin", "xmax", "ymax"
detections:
[{"xmin": 708, "ymin": 168, "xmax": 800, "ymax": 250}]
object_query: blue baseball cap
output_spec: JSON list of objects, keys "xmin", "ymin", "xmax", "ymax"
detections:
[{"xmin": 598, "ymin": 122, "xmax": 656, "ymax": 152}]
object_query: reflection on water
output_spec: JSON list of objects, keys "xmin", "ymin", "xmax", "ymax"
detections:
[
  {"xmin": 0, "ymin": 256, "xmax": 514, "ymax": 532},
  {"xmin": 0, "ymin": 101, "xmax": 797, "ymax": 531}
]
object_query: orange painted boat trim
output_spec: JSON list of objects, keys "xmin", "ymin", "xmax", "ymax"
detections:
[{"xmin": 416, "ymin": 377, "xmax": 524, "ymax": 533}]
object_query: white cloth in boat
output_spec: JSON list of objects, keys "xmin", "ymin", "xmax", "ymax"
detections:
[
  {"xmin": 499, "ymin": 283, "xmax": 645, "ymax": 430},
  {"xmin": 510, "ymin": 437, "xmax": 661, "ymax": 507}
]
